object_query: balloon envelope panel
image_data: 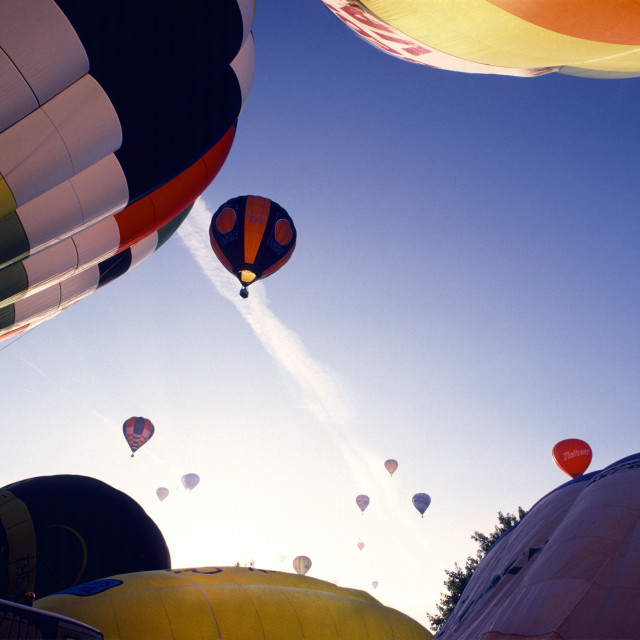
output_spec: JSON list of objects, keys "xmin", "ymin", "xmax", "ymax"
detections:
[
  {"xmin": 0, "ymin": 0, "xmax": 255, "ymax": 339},
  {"xmin": 36, "ymin": 567, "xmax": 433, "ymax": 640},
  {"xmin": 436, "ymin": 452, "xmax": 640, "ymax": 639},
  {"xmin": 319, "ymin": 0, "xmax": 640, "ymax": 77},
  {"xmin": 0, "ymin": 204, "xmax": 193, "ymax": 340},
  {"xmin": 0, "ymin": 475, "xmax": 170, "ymax": 603}
]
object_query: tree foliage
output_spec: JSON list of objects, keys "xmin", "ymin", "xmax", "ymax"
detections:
[{"xmin": 427, "ymin": 507, "xmax": 527, "ymax": 634}]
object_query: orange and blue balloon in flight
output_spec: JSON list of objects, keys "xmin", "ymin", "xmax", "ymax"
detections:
[{"xmin": 209, "ymin": 195, "xmax": 296, "ymax": 298}]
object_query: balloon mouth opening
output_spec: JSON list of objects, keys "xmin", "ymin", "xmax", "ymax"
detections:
[{"xmin": 240, "ymin": 270, "xmax": 256, "ymax": 284}]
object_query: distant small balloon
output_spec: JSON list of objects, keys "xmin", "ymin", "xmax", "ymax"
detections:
[
  {"xmin": 293, "ymin": 555, "xmax": 311, "ymax": 575},
  {"xmin": 181, "ymin": 474, "xmax": 200, "ymax": 492},
  {"xmin": 384, "ymin": 459, "xmax": 398, "ymax": 476},
  {"xmin": 356, "ymin": 494, "xmax": 370, "ymax": 513},
  {"xmin": 372, "ymin": 581, "xmax": 379, "ymax": 589},
  {"xmin": 279, "ymin": 555, "xmax": 286, "ymax": 564},
  {"xmin": 552, "ymin": 439, "xmax": 593, "ymax": 478},
  {"xmin": 357, "ymin": 541, "xmax": 365, "ymax": 551},
  {"xmin": 412, "ymin": 493, "xmax": 431, "ymax": 517},
  {"xmin": 122, "ymin": 417, "xmax": 154, "ymax": 457},
  {"xmin": 156, "ymin": 487, "xmax": 169, "ymax": 502}
]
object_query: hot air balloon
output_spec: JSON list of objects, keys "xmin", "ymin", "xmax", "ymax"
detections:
[
  {"xmin": 2, "ymin": 205, "xmax": 194, "ymax": 342},
  {"xmin": 0, "ymin": 475, "xmax": 170, "ymax": 603},
  {"xmin": 432, "ymin": 452, "xmax": 640, "ymax": 639},
  {"xmin": 156, "ymin": 487, "xmax": 169, "ymax": 502},
  {"xmin": 209, "ymin": 195, "xmax": 296, "ymax": 297},
  {"xmin": 122, "ymin": 417, "xmax": 154, "ymax": 457},
  {"xmin": 293, "ymin": 556, "xmax": 312, "ymax": 576},
  {"xmin": 319, "ymin": 0, "xmax": 640, "ymax": 79},
  {"xmin": 412, "ymin": 493, "xmax": 431, "ymax": 518},
  {"xmin": 356, "ymin": 494, "xmax": 370, "ymax": 514},
  {"xmin": 181, "ymin": 473, "xmax": 200, "ymax": 492},
  {"xmin": 0, "ymin": 1, "xmax": 256, "ymax": 341},
  {"xmin": 357, "ymin": 541, "xmax": 365, "ymax": 551},
  {"xmin": 552, "ymin": 439, "xmax": 593, "ymax": 478},
  {"xmin": 36, "ymin": 566, "xmax": 432, "ymax": 638},
  {"xmin": 372, "ymin": 581, "xmax": 379, "ymax": 589},
  {"xmin": 384, "ymin": 459, "xmax": 398, "ymax": 477}
]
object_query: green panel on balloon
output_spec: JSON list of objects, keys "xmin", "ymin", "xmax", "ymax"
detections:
[
  {"xmin": 0, "ymin": 262, "xmax": 28, "ymax": 304},
  {"xmin": 0, "ymin": 304, "xmax": 16, "ymax": 331},
  {"xmin": 0, "ymin": 211, "xmax": 29, "ymax": 269}
]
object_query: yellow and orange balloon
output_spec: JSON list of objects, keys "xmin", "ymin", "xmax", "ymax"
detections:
[{"xmin": 320, "ymin": 0, "xmax": 640, "ymax": 78}]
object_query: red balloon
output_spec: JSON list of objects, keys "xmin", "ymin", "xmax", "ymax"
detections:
[{"xmin": 552, "ymin": 439, "xmax": 593, "ymax": 478}]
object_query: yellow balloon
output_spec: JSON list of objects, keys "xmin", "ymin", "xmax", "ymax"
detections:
[
  {"xmin": 35, "ymin": 566, "xmax": 433, "ymax": 639},
  {"xmin": 320, "ymin": 0, "xmax": 640, "ymax": 78}
]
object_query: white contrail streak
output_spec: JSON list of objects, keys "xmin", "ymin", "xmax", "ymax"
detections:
[
  {"xmin": 177, "ymin": 197, "xmax": 355, "ymax": 431},
  {"xmin": 177, "ymin": 198, "xmax": 376, "ymax": 488},
  {"xmin": 177, "ymin": 198, "xmax": 427, "ymax": 546}
]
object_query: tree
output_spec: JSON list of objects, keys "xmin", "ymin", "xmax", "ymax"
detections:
[{"xmin": 427, "ymin": 507, "xmax": 527, "ymax": 634}]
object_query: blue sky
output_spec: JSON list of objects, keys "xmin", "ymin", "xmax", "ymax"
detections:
[{"xmin": 3, "ymin": 1, "xmax": 640, "ymax": 628}]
